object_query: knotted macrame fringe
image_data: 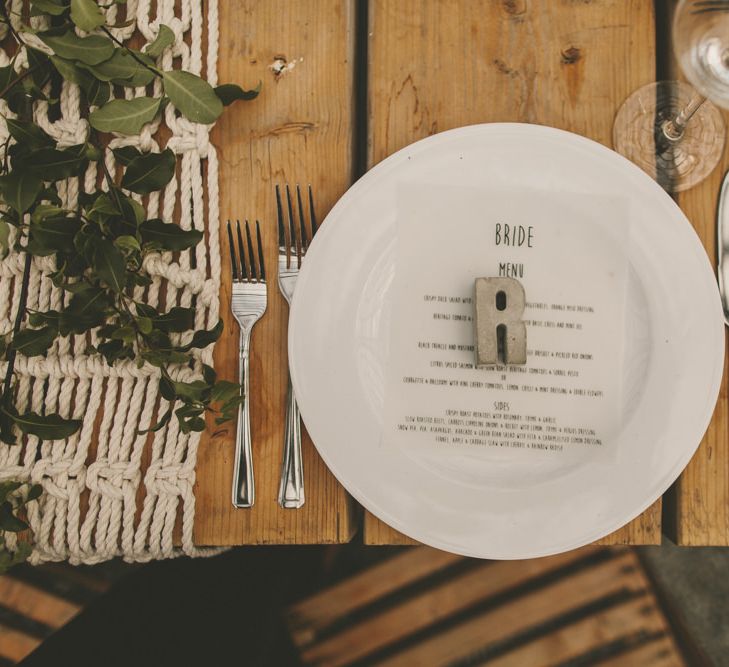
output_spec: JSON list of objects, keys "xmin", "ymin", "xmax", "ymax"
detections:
[{"xmin": 0, "ymin": 0, "xmax": 224, "ymax": 564}]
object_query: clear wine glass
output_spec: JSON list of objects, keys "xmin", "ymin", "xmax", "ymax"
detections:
[{"xmin": 613, "ymin": 0, "xmax": 729, "ymax": 192}]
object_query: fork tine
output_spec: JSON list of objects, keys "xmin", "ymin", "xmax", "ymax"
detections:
[
  {"xmin": 275, "ymin": 185, "xmax": 286, "ymax": 251},
  {"xmin": 308, "ymin": 184, "xmax": 317, "ymax": 235},
  {"xmin": 226, "ymin": 221, "xmax": 239, "ymax": 281},
  {"xmin": 285, "ymin": 185, "xmax": 299, "ymax": 266},
  {"xmin": 296, "ymin": 184, "xmax": 308, "ymax": 250},
  {"xmin": 235, "ymin": 220, "xmax": 248, "ymax": 280},
  {"xmin": 256, "ymin": 220, "xmax": 265, "ymax": 281},
  {"xmin": 245, "ymin": 219, "xmax": 258, "ymax": 280}
]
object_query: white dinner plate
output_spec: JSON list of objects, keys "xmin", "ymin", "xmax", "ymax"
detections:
[{"xmin": 288, "ymin": 123, "xmax": 725, "ymax": 559}]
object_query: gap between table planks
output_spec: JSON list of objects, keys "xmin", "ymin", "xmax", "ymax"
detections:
[
  {"xmin": 363, "ymin": 0, "xmax": 662, "ymax": 546},
  {"xmin": 193, "ymin": 0, "xmax": 358, "ymax": 545}
]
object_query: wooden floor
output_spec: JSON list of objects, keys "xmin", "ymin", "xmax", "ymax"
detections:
[
  {"xmin": 193, "ymin": 0, "xmax": 729, "ymax": 546},
  {"xmin": 286, "ymin": 546, "xmax": 686, "ymax": 666},
  {"xmin": 0, "ymin": 562, "xmax": 125, "ymax": 665}
]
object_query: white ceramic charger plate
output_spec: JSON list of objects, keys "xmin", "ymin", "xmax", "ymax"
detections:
[{"xmin": 288, "ymin": 123, "xmax": 725, "ymax": 559}]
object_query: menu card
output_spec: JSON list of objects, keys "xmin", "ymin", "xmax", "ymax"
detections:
[{"xmin": 383, "ymin": 183, "xmax": 630, "ymax": 462}]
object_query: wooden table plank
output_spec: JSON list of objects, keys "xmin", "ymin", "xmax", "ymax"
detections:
[
  {"xmin": 286, "ymin": 546, "xmax": 684, "ymax": 667},
  {"xmin": 670, "ymin": 130, "xmax": 729, "ymax": 545},
  {"xmin": 364, "ymin": 0, "xmax": 661, "ymax": 545},
  {"xmin": 659, "ymin": 0, "xmax": 729, "ymax": 546},
  {"xmin": 194, "ymin": 0, "xmax": 357, "ymax": 545}
]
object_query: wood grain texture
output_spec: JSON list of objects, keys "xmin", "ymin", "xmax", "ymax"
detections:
[
  {"xmin": 597, "ymin": 639, "xmax": 686, "ymax": 667},
  {"xmin": 0, "ymin": 576, "xmax": 80, "ymax": 628},
  {"xmin": 375, "ymin": 553, "xmax": 651, "ymax": 667},
  {"xmin": 297, "ymin": 546, "xmax": 604, "ymax": 667},
  {"xmin": 487, "ymin": 597, "xmax": 682, "ymax": 667},
  {"xmin": 670, "ymin": 129, "xmax": 729, "ymax": 545},
  {"xmin": 287, "ymin": 546, "xmax": 462, "ymax": 647},
  {"xmin": 286, "ymin": 545, "xmax": 685, "ymax": 667},
  {"xmin": 194, "ymin": 0, "xmax": 357, "ymax": 545},
  {"xmin": 0, "ymin": 624, "xmax": 39, "ymax": 663},
  {"xmin": 364, "ymin": 0, "xmax": 661, "ymax": 546},
  {"xmin": 665, "ymin": 1, "xmax": 729, "ymax": 546}
]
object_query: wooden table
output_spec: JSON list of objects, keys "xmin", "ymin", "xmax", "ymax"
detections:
[{"xmin": 193, "ymin": 0, "xmax": 729, "ymax": 547}]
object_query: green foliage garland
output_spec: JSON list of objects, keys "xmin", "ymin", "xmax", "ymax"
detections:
[{"xmin": 0, "ymin": 0, "xmax": 259, "ymax": 571}]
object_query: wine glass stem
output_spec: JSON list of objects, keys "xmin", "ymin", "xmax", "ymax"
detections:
[{"xmin": 662, "ymin": 91, "xmax": 707, "ymax": 141}]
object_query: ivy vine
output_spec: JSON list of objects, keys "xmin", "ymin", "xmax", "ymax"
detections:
[{"xmin": 0, "ymin": 0, "xmax": 259, "ymax": 570}]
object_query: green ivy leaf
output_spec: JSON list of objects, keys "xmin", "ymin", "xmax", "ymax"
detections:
[
  {"xmin": 162, "ymin": 70, "xmax": 223, "ymax": 124},
  {"xmin": 209, "ymin": 380, "xmax": 240, "ymax": 405},
  {"xmin": 141, "ymin": 349, "xmax": 189, "ymax": 367},
  {"xmin": 121, "ymin": 148, "xmax": 175, "ymax": 195},
  {"xmin": 29, "ymin": 216, "xmax": 82, "ymax": 255},
  {"xmin": 202, "ymin": 363, "xmax": 216, "ymax": 385},
  {"xmin": 214, "ymin": 82, "xmax": 261, "ymax": 105},
  {"xmin": 89, "ymin": 96, "xmax": 162, "ymax": 135},
  {"xmin": 135, "ymin": 303, "xmax": 157, "ymax": 318},
  {"xmin": 121, "ymin": 193, "xmax": 146, "ymax": 225},
  {"xmin": 7, "ymin": 410, "xmax": 82, "ymax": 440},
  {"xmin": 0, "ymin": 502, "xmax": 28, "ymax": 532},
  {"xmin": 178, "ymin": 414, "xmax": 206, "ymax": 433},
  {"xmin": 86, "ymin": 191, "xmax": 121, "ymax": 218},
  {"xmin": 27, "ymin": 48, "xmax": 51, "ymax": 88},
  {"xmin": 79, "ymin": 48, "xmax": 155, "ymax": 86},
  {"xmin": 86, "ymin": 78, "xmax": 110, "ymax": 106},
  {"xmin": 49, "ymin": 55, "xmax": 96, "ymax": 93},
  {"xmin": 30, "ymin": 0, "xmax": 68, "ymax": 15},
  {"xmin": 0, "ymin": 482, "xmax": 22, "ymax": 503},
  {"xmin": 5, "ymin": 119, "xmax": 55, "ymax": 150},
  {"xmin": 32, "ymin": 204, "xmax": 71, "ymax": 224},
  {"xmin": 178, "ymin": 319, "xmax": 223, "ymax": 352},
  {"xmin": 139, "ymin": 219, "xmax": 202, "ymax": 251},
  {"xmin": 28, "ymin": 310, "xmax": 61, "ymax": 331},
  {"xmin": 70, "ymin": 0, "xmax": 105, "ymax": 32},
  {"xmin": 159, "ymin": 375, "xmax": 175, "ymax": 400},
  {"xmin": 0, "ymin": 404, "xmax": 16, "ymax": 445},
  {"xmin": 112, "ymin": 146, "xmax": 141, "ymax": 166},
  {"xmin": 171, "ymin": 379, "xmax": 208, "ymax": 402},
  {"xmin": 0, "ymin": 66, "xmax": 15, "ymax": 95},
  {"xmin": 10, "ymin": 326, "xmax": 56, "ymax": 357},
  {"xmin": 114, "ymin": 234, "xmax": 140, "ymax": 253},
  {"xmin": 0, "ymin": 220, "xmax": 10, "ymax": 260},
  {"xmin": 131, "ymin": 274, "xmax": 152, "ymax": 288},
  {"xmin": 92, "ymin": 239, "xmax": 126, "ymax": 292},
  {"xmin": 0, "ymin": 171, "xmax": 43, "ymax": 214},
  {"xmin": 96, "ymin": 339, "xmax": 134, "ymax": 364},
  {"xmin": 15, "ymin": 146, "xmax": 88, "ymax": 181},
  {"xmin": 21, "ymin": 76, "xmax": 48, "ymax": 103},
  {"xmin": 0, "ymin": 541, "xmax": 32, "ymax": 573},
  {"xmin": 40, "ymin": 31, "xmax": 114, "ymax": 65},
  {"xmin": 152, "ymin": 306, "xmax": 194, "ymax": 333},
  {"xmin": 136, "ymin": 316, "xmax": 152, "ymax": 334},
  {"xmin": 110, "ymin": 325, "xmax": 135, "ymax": 343},
  {"xmin": 61, "ymin": 288, "xmax": 111, "ymax": 334},
  {"xmin": 145, "ymin": 24, "xmax": 175, "ymax": 58}
]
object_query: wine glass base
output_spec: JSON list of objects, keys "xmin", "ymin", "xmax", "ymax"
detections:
[{"xmin": 613, "ymin": 81, "xmax": 725, "ymax": 192}]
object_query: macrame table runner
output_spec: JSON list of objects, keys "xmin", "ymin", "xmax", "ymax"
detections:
[{"xmin": 0, "ymin": 0, "xmax": 223, "ymax": 564}]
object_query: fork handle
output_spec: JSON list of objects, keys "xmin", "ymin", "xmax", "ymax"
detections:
[
  {"xmin": 232, "ymin": 329, "xmax": 255, "ymax": 508},
  {"xmin": 277, "ymin": 376, "xmax": 305, "ymax": 508}
]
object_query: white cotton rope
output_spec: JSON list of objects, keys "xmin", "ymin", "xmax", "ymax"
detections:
[{"xmin": 0, "ymin": 0, "xmax": 223, "ymax": 564}]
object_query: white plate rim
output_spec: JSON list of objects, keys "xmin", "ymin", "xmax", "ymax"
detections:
[{"xmin": 289, "ymin": 122, "xmax": 725, "ymax": 558}]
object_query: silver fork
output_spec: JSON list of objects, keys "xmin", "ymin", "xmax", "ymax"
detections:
[
  {"xmin": 276, "ymin": 184, "xmax": 318, "ymax": 509},
  {"xmin": 226, "ymin": 219, "xmax": 267, "ymax": 508}
]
